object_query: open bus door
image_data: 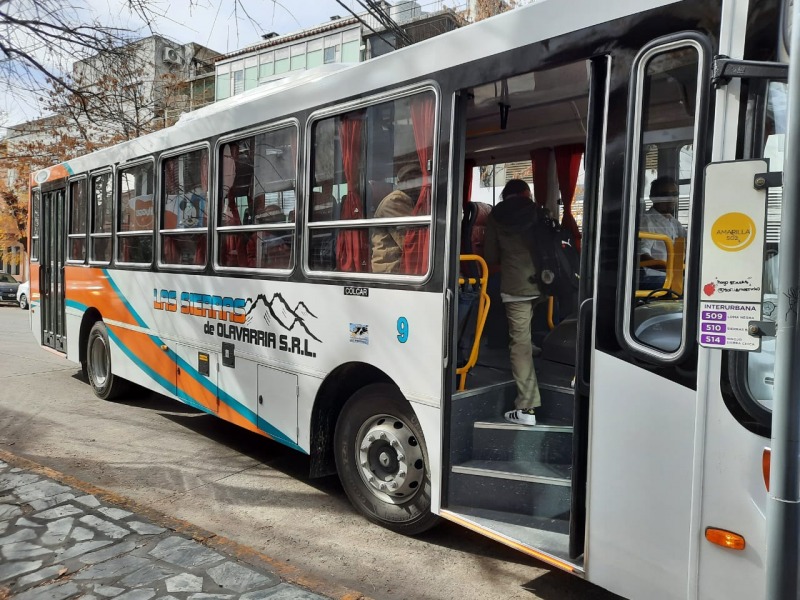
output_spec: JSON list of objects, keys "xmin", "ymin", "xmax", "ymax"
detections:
[
  {"xmin": 442, "ymin": 53, "xmax": 608, "ymax": 571},
  {"xmin": 40, "ymin": 184, "xmax": 67, "ymax": 352}
]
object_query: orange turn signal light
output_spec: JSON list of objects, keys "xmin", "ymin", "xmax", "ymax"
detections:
[
  {"xmin": 705, "ymin": 527, "xmax": 746, "ymax": 551},
  {"xmin": 763, "ymin": 448, "xmax": 771, "ymax": 492}
]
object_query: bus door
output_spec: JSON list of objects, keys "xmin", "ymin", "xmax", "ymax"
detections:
[
  {"xmin": 40, "ymin": 185, "xmax": 67, "ymax": 352},
  {"xmin": 442, "ymin": 53, "xmax": 607, "ymax": 569},
  {"xmin": 583, "ymin": 33, "xmax": 712, "ymax": 599}
]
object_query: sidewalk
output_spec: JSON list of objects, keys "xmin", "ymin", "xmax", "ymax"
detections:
[{"xmin": 0, "ymin": 453, "xmax": 363, "ymax": 600}]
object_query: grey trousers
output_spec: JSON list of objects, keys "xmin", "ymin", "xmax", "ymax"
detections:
[{"xmin": 504, "ymin": 298, "xmax": 543, "ymax": 410}]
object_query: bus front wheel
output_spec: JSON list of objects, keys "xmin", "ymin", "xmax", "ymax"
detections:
[
  {"xmin": 334, "ymin": 383, "xmax": 439, "ymax": 535},
  {"xmin": 86, "ymin": 321, "xmax": 128, "ymax": 400}
]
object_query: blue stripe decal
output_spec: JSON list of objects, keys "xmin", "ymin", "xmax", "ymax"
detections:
[
  {"xmin": 105, "ymin": 327, "xmax": 212, "ymax": 416},
  {"xmin": 98, "ymin": 279, "xmax": 305, "ymax": 453},
  {"xmin": 66, "ymin": 299, "xmax": 88, "ymax": 312},
  {"xmin": 173, "ymin": 353, "xmax": 304, "ymax": 452},
  {"xmin": 63, "ymin": 163, "xmax": 74, "ymax": 175},
  {"xmin": 103, "ymin": 270, "xmax": 148, "ymax": 328}
]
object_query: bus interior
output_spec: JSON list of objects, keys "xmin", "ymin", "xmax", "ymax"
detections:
[{"xmin": 447, "ymin": 52, "xmax": 697, "ymax": 561}]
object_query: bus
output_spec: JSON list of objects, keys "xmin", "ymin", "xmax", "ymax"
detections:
[{"xmin": 25, "ymin": 1, "xmax": 795, "ymax": 598}]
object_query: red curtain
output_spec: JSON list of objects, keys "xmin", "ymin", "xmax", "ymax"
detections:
[
  {"xmin": 336, "ymin": 113, "xmax": 368, "ymax": 272},
  {"xmin": 554, "ymin": 143, "xmax": 584, "ymax": 251},
  {"xmin": 530, "ymin": 148, "xmax": 550, "ymax": 208},
  {"xmin": 402, "ymin": 95, "xmax": 435, "ymax": 274},
  {"xmin": 463, "ymin": 159, "xmax": 476, "ymax": 208}
]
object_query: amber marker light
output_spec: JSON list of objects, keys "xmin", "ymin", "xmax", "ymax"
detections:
[
  {"xmin": 763, "ymin": 448, "xmax": 771, "ymax": 492},
  {"xmin": 705, "ymin": 527, "xmax": 746, "ymax": 550}
]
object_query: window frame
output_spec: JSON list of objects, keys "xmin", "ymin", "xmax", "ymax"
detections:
[
  {"xmin": 66, "ymin": 175, "xmax": 88, "ymax": 265},
  {"xmin": 88, "ymin": 168, "xmax": 114, "ymax": 266},
  {"xmin": 157, "ymin": 142, "xmax": 212, "ymax": 271},
  {"xmin": 116, "ymin": 157, "xmax": 156, "ymax": 268},
  {"xmin": 303, "ymin": 82, "xmax": 440, "ymax": 282},
  {"xmin": 213, "ymin": 118, "xmax": 300, "ymax": 275},
  {"xmin": 618, "ymin": 34, "xmax": 711, "ymax": 364},
  {"xmin": 30, "ymin": 188, "xmax": 40, "ymax": 262}
]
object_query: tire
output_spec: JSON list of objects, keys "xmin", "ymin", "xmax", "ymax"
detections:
[
  {"xmin": 334, "ymin": 383, "xmax": 439, "ymax": 535},
  {"xmin": 18, "ymin": 294, "xmax": 27, "ymax": 310},
  {"xmin": 86, "ymin": 321, "xmax": 128, "ymax": 400}
]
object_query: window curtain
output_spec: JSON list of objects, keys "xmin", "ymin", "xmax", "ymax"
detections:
[
  {"xmin": 530, "ymin": 148, "xmax": 550, "ymax": 208},
  {"xmin": 463, "ymin": 159, "xmax": 475, "ymax": 208},
  {"xmin": 402, "ymin": 94, "xmax": 435, "ymax": 275},
  {"xmin": 554, "ymin": 143, "xmax": 583, "ymax": 251},
  {"xmin": 336, "ymin": 112, "xmax": 369, "ymax": 272}
]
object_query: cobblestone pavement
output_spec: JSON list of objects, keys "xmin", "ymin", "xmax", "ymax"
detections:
[{"xmin": 0, "ymin": 457, "xmax": 353, "ymax": 600}]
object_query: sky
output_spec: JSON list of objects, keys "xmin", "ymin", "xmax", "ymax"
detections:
[{"xmin": 3, "ymin": 0, "xmax": 465, "ymax": 128}]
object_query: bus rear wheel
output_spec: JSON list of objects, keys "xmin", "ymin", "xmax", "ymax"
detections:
[
  {"xmin": 334, "ymin": 383, "xmax": 439, "ymax": 535},
  {"xmin": 86, "ymin": 321, "xmax": 128, "ymax": 400}
]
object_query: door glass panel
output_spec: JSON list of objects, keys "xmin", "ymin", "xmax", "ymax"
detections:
[
  {"xmin": 627, "ymin": 45, "xmax": 700, "ymax": 354},
  {"xmin": 747, "ymin": 81, "xmax": 787, "ymax": 409}
]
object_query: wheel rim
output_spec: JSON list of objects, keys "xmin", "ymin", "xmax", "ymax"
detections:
[
  {"xmin": 355, "ymin": 413, "xmax": 425, "ymax": 504},
  {"xmin": 89, "ymin": 335, "xmax": 109, "ymax": 388}
]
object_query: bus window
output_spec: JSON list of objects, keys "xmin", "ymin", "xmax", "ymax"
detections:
[
  {"xmin": 308, "ymin": 89, "xmax": 436, "ymax": 276},
  {"xmin": 217, "ymin": 124, "xmax": 297, "ymax": 271},
  {"xmin": 160, "ymin": 147, "xmax": 208, "ymax": 267},
  {"xmin": 117, "ymin": 162, "xmax": 154, "ymax": 265},
  {"xmin": 625, "ymin": 43, "xmax": 702, "ymax": 356},
  {"xmin": 67, "ymin": 178, "xmax": 87, "ymax": 263},
  {"xmin": 90, "ymin": 171, "xmax": 113, "ymax": 264}
]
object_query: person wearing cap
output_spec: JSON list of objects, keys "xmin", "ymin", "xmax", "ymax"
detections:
[
  {"xmin": 371, "ymin": 164, "xmax": 421, "ymax": 273},
  {"xmin": 639, "ymin": 176, "xmax": 686, "ymax": 290}
]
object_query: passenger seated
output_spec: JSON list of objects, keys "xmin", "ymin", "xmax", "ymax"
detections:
[
  {"xmin": 371, "ymin": 164, "xmax": 421, "ymax": 274},
  {"xmin": 639, "ymin": 176, "xmax": 685, "ymax": 290}
]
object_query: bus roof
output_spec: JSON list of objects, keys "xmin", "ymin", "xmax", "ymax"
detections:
[{"xmin": 33, "ymin": 0, "xmax": 678, "ymax": 186}]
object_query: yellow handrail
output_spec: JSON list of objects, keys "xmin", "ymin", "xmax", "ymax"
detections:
[
  {"xmin": 635, "ymin": 232, "xmax": 681, "ymax": 299},
  {"xmin": 456, "ymin": 254, "xmax": 491, "ymax": 391}
]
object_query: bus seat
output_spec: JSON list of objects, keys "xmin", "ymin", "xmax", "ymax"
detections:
[
  {"xmin": 369, "ymin": 180, "xmax": 394, "ymax": 215},
  {"xmin": 541, "ymin": 316, "xmax": 577, "ymax": 367},
  {"xmin": 470, "ymin": 202, "xmax": 492, "ymax": 257}
]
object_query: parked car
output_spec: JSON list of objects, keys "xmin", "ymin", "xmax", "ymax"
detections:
[
  {"xmin": 0, "ymin": 274, "xmax": 19, "ymax": 305},
  {"xmin": 16, "ymin": 280, "xmax": 30, "ymax": 310}
]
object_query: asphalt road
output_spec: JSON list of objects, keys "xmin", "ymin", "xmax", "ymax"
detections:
[{"xmin": 0, "ymin": 305, "xmax": 622, "ymax": 600}]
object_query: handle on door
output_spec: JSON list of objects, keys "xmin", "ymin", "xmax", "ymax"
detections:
[
  {"xmin": 259, "ymin": 395, "xmax": 263, "ymax": 405},
  {"xmin": 575, "ymin": 297, "xmax": 594, "ymax": 396}
]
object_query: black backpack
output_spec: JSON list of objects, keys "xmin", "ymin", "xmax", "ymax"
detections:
[{"xmin": 528, "ymin": 205, "xmax": 580, "ymax": 318}]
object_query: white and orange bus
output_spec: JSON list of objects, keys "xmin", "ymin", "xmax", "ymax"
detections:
[{"xmin": 26, "ymin": 0, "xmax": 800, "ymax": 597}]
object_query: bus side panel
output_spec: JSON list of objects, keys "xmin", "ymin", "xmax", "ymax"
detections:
[
  {"xmin": 696, "ymin": 352, "xmax": 767, "ymax": 600},
  {"xmin": 72, "ymin": 268, "xmax": 444, "ymax": 454},
  {"xmin": 586, "ymin": 352, "xmax": 696, "ymax": 600}
]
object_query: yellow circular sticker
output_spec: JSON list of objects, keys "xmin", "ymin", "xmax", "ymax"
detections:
[{"xmin": 711, "ymin": 212, "xmax": 756, "ymax": 252}]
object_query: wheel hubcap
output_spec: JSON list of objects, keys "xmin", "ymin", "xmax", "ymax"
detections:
[
  {"xmin": 355, "ymin": 414, "xmax": 425, "ymax": 503},
  {"xmin": 89, "ymin": 336, "xmax": 109, "ymax": 387}
]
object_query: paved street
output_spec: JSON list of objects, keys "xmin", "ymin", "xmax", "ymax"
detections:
[
  {"xmin": 0, "ymin": 455, "xmax": 332, "ymax": 600},
  {"xmin": 0, "ymin": 305, "xmax": 620, "ymax": 600}
]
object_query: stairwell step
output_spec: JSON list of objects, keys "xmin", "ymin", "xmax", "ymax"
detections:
[{"xmin": 452, "ymin": 459, "xmax": 571, "ymax": 486}]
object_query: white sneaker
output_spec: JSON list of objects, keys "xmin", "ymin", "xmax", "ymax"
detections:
[{"xmin": 504, "ymin": 409, "xmax": 536, "ymax": 426}]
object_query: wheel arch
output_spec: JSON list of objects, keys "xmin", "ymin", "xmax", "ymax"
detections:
[
  {"xmin": 78, "ymin": 307, "xmax": 103, "ymax": 369},
  {"xmin": 308, "ymin": 361, "xmax": 394, "ymax": 478}
]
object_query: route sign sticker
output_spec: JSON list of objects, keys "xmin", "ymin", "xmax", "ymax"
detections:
[
  {"xmin": 700, "ymin": 160, "xmax": 769, "ymax": 351},
  {"xmin": 699, "ymin": 301, "xmax": 760, "ymax": 350}
]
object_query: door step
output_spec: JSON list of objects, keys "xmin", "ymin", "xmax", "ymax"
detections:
[{"xmin": 452, "ymin": 459, "xmax": 571, "ymax": 486}]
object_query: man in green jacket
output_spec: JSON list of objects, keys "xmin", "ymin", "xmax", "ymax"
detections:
[{"xmin": 484, "ymin": 179, "xmax": 542, "ymax": 426}]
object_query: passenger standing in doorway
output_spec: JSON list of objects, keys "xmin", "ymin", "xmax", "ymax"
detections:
[{"xmin": 484, "ymin": 179, "xmax": 542, "ymax": 426}]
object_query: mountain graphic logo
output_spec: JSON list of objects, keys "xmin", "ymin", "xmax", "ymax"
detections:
[{"xmin": 244, "ymin": 293, "xmax": 321, "ymax": 342}]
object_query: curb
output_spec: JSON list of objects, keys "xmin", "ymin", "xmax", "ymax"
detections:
[{"xmin": 0, "ymin": 448, "xmax": 370, "ymax": 600}]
